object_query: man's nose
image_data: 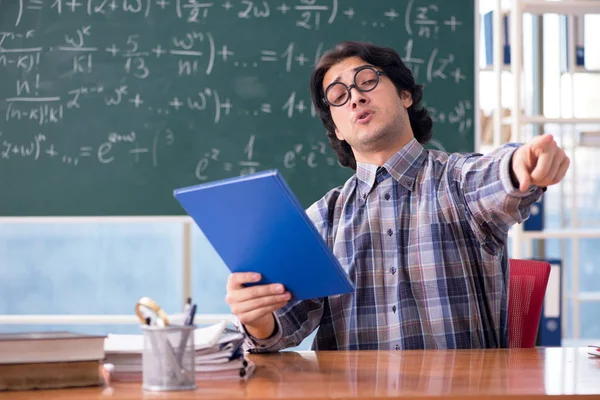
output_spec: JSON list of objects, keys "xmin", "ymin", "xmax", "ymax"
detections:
[
  {"xmin": 350, "ymin": 90, "xmax": 369, "ymax": 108},
  {"xmin": 350, "ymin": 89, "xmax": 368, "ymax": 108}
]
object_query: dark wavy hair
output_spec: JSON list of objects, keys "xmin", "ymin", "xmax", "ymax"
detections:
[{"xmin": 310, "ymin": 41, "xmax": 433, "ymax": 170}]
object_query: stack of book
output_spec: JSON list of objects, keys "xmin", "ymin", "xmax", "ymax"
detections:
[
  {"xmin": 104, "ymin": 321, "xmax": 254, "ymax": 382},
  {"xmin": 0, "ymin": 331, "xmax": 106, "ymax": 391}
]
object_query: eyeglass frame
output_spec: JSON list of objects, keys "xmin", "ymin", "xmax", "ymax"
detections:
[{"xmin": 322, "ymin": 65, "xmax": 386, "ymax": 107}]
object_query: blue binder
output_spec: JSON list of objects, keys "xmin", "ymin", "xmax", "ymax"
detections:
[
  {"xmin": 523, "ymin": 196, "xmax": 544, "ymax": 231},
  {"xmin": 173, "ymin": 170, "xmax": 355, "ymax": 301},
  {"xmin": 483, "ymin": 11, "xmax": 511, "ymax": 66}
]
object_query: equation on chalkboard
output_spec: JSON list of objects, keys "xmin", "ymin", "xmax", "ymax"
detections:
[{"xmin": 0, "ymin": 0, "xmax": 475, "ymax": 216}]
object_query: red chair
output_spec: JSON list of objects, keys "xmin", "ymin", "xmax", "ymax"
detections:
[{"xmin": 508, "ymin": 259, "xmax": 551, "ymax": 348}]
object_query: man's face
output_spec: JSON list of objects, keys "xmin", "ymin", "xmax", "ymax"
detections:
[{"xmin": 322, "ymin": 56, "xmax": 412, "ymax": 156}]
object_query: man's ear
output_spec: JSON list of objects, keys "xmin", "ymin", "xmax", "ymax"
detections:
[
  {"xmin": 334, "ymin": 127, "xmax": 344, "ymax": 141},
  {"xmin": 400, "ymin": 91, "xmax": 413, "ymax": 109}
]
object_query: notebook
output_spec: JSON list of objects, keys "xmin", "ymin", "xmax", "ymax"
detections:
[{"xmin": 173, "ymin": 169, "xmax": 355, "ymax": 301}]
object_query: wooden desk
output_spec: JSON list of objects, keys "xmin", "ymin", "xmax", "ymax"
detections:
[{"xmin": 3, "ymin": 347, "xmax": 599, "ymax": 399}]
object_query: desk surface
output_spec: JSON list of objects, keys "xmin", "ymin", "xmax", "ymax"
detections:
[{"xmin": 4, "ymin": 347, "xmax": 600, "ymax": 399}]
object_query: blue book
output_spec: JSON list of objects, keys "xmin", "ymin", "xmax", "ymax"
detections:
[
  {"xmin": 483, "ymin": 11, "xmax": 511, "ymax": 66},
  {"xmin": 173, "ymin": 170, "xmax": 355, "ymax": 301}
]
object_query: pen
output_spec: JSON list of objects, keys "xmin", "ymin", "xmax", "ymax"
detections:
[
  {"xmin": 184, "ymin": 304, "xmax": 197, "ymax": 326},
  {"xmin": 177, "ymin": 304, "xmax": 197, "ymax": 366}
]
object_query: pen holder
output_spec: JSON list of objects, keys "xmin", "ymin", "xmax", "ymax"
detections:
[{"xmin": 141, "ymin": 325, "xmax": 196, "ymax": 392}]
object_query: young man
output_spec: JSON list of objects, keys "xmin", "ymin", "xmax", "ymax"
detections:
[{"xmin": 226, "ymin": 41, "xmax": 570, "ymax": 351}]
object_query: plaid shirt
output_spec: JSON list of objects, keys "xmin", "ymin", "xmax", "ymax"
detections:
[{"xmin": 237, "ymin": 138, "xmax": 543, "ymax": 351}]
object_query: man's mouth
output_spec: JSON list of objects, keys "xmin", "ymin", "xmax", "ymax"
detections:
[{"xmin": 355, "ymin": 110, "xmax": 373, "ymax": 123}]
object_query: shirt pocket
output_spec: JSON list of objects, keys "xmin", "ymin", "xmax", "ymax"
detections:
[{"xmin": 408, "ymin": 221, "xmax": 474, "ymax": 291}]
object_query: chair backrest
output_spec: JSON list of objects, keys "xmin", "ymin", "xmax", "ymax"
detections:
[{"xmin": 508, "ymin": 259, "xmax": 551, "ymax": 348}]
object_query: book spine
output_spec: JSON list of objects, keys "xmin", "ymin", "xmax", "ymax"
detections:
[{"xmin": 575, "ymin": 15, "xmax": 585, "ymax": 67}]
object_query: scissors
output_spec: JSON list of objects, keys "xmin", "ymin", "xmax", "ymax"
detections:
[{"xmin": 135, "ymin": 297, "xmax": 170, "ymax": 327}]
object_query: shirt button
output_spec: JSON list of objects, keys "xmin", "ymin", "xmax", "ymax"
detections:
[
  {"xmin": 391, "ymin": 267, "xmax": 397, "ymax": 275},
  {"xmin": 387, "ymin": 228, "xmax": 393, "ymax": 236},
  {"xmin": 392, "ymin": 305, "xmax": 397, "ymax": 313},
  {"xmin": 385, "ymin": 193, "xmax": 390, "ymax": 200},
  {"xmin": 395, "ymin": 344, "xmax": 400, "ymax": 350},
  {"xmin": 362, "ymin": 193, "xmax": 367, "ymax": 200}
]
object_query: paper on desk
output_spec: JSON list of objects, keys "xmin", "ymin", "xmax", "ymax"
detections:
[{"xmin": 104, "ymin": 320, "xmax": 227, "ymax": 354}]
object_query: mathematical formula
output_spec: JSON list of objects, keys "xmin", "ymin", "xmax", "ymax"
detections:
[
  {"xmin": 8, "ymin": 0, "xmax": 462, "ymax": 36},
  {"xmin": 0, "ymin": 130, "xmax": 339, "ymax": 180},
  {"xmin": 0, "ymin": 0, "xmax": 473, "ymax": 185}
]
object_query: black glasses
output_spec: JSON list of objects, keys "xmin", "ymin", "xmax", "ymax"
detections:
[{"xmin": 323, "ymin": 66, "xmax": 385, "ymax": 107}]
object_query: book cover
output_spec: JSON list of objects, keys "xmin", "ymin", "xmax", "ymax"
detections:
[
  {"xmin": 173, "ymin": 170, "xmax": 355, "ymax": 301},
  {"xmin": 0, "ymin": 331, "xmax": 106, "ymax": 365}
]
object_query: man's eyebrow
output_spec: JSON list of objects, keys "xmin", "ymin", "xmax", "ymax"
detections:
[{"xmin": 330, "ymin": 64, "xmax": 375, "ymax": 84}]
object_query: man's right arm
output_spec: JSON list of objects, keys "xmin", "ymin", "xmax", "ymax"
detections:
[{"xmin": 226, "ymin": 272, "xmax": 324, "ymax": 352}]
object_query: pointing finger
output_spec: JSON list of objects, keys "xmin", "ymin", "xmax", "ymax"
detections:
[{"xmin": 531, "ymin": 133, "xmax": 555, "ymax": 151}]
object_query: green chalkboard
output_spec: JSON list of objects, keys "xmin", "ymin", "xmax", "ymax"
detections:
[{"xmin": 0, "ymin": 0, "xmax": 475, "ymax": 216}]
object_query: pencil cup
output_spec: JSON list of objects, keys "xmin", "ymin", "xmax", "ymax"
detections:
[{"xmin": 141, "ymin": 325, "xmax": 196, "ymax": 391}]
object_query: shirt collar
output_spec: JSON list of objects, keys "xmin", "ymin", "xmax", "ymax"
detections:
[{"xmin": 355, "ymin": 138, "xmax": 426, "ymax": 194}]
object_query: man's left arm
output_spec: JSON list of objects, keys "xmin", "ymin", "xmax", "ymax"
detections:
[{"xmin": 457, "ymin": 134, "xmax": 569, "ymax": 249}]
